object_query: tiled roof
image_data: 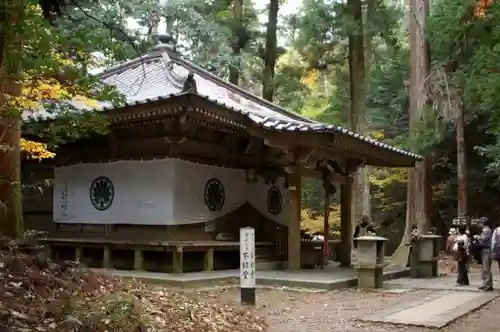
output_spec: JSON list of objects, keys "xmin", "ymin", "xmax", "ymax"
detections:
[{"xmin": 97, "ymin": 44, "xmax": 421, "ymax": 161}]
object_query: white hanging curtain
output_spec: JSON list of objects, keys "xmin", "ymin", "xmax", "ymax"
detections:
[
  {"xmin": 53, "ymin": 159, "xmax": 176, "ymax": 225},
  {"xmin": 172, "ymin": 159, "xmax": 247, "ymax": 224},
  {"xmin": 247, "ymin": 176, "xmax": 292, "ymax": 225},
  {"xmin": 53, "ymin": 158, "xmax": 295, "ymax": 226}
]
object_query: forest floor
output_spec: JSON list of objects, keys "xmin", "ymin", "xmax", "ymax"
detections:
[
  {"xmin": 0, "ymin": 236, "xmax": 266, "ymax": 332},
  {"xmin": 4, "ymin": 237, "xmax": 499, "ymax": 332}
]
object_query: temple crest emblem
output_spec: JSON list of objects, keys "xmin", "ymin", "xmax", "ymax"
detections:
[{"xmin": 90, "ymin": 176, "xmax": 114, "ymax": 211}]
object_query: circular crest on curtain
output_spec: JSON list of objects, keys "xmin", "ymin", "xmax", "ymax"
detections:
[
  {"xmin": 90, "ymin": 176, "xmax": 114, "ymax": 211},
  {"xmin": 204, "ymin": 177, "xmax": 225, "ymax": 211},
  {"xmin": 267, "ymin": 185, "xmax": 282, "ymax": 215}
]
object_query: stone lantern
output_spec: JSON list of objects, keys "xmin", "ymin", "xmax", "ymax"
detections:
[{"xmin": 354, "ymin": 235, "xmax": 388, "ymax": 289}]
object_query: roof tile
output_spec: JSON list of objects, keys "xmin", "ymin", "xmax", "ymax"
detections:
[{"xmin": 74, "ymin": 44, "xmax": 422, "ymax": 161}]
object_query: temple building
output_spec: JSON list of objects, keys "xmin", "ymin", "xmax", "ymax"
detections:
[{"xmin": 23, "ymin": 38, "xmax": 421, "ymax": 273}]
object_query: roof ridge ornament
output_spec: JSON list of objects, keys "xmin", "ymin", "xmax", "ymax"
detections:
[
  {"xmin": 150, "ymin": 33, "xmax": 180, "ymax": 58},
  {"xmin": 181, "ymin": 72, "xmax": 197, "ymax": 94}
]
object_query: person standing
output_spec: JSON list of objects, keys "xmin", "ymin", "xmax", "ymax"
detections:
[
  {"xmin": 453, "ymin": 226, "xmax": 470, "ymax": 271},
  {"xmin": 407, "ymin": 225, "xmax": 420, "ymax": 268},
  {"xmin": 470, "ymin": 223, "xmax": 483, "ymax": 265},
  {"xmin": 447, "ymin": 228, "xmax": 458, "ymax": 254},
  {"xmin": 353, "ymin": 215, "xmax": 375, "ymax": 249},
  {"xmin": 491, "ymin": 223, "xmax": 500, "ymax": 274},
  {"xmin": 474, "ymin": 217, "xmax": 494, "ymax": 291},
  {"xmin": 456, "ymin": 239, "xmax": 470, "ymax": 286}
]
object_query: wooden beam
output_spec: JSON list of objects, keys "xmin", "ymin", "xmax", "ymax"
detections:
[
  {"xmin": 162, "ymin": 113, "xmax": 188, "ymax": 143},
  {"xmin": 188, "ymin": 94, "xmax": 249, "ymax": 128},
  {"xmin": 104, "ymin": 94, "xmax": 417, "ymax": 168},
  {"xmin": 299, "ymin": 168, "xmax": 346, "ymax": 185},
  {"xmin": 114, "ymin": 136, "xmax": 279, "ymax": 169},
  {"xmin": 246, "ymin": 125, "xmax": 334, "ymax": 148}
]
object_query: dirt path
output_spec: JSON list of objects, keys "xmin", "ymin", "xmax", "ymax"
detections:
[
  {"xmin": 196, "ymin": 286, "xmax": 500, "ymax": 331},
  {"xmin": 170, "ymin": 258, "xmax": 500, "ymax": 331}
]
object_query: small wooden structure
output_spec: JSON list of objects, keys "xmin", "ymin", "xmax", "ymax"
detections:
[{"xmin": 23, "ymin": 38, "xmax": 421, "ymax": 273}]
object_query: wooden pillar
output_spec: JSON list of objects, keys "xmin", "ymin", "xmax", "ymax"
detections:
[
  {"xmin": 322, "ymin": 188, "xmax": 330, "ymax": 268},
  {"xmin": 339, "ymin": 171, "xmax": 353, "ymax": 267},
  {"xmin": 103, "ymin": 246, "xmax": 111, "ymax": 268},
  {"xmin": 173, "ymin": 246, "xmax": 184, "ymax": 273},
  {"xmin": 204, "ymin": 248, "xmax": 214, "ymax": 271},
  {"xmin": 74, "ymin": 246, "xmax": 82, "ymax": 262},
  {"xmin": 134, "ymin": 248, "xmax": 144, "ymax": 270},
  {"xmin": 287, "ymin": 171, "xmax": 302, "ymax": 270}
]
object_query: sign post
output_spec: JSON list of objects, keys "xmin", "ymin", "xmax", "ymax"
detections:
[{"xmin": 240, "ymin": 227, "xmax": 256, "ymax": 305}]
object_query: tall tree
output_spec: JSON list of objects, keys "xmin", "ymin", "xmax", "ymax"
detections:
[
  {"xmin": 229, "ymin": 0, "xmax": 244, "ymax": 85},
  {"xmin": 406, "ymin": 0, "xmax": 430, "ymax": 235},
  {"xmin": 346, "ymin": 0, "xmax": 366, "ymax": 227},
  {"xmin": 262, "ymin": 0, "xmax": 279, "ymax": 101},
  {"xmin": 0, "ymin": 0, "xmax": 24, "ymax": 237},
  {"xmin": 0, "ymin": 2, "xmax": 131, "ymax": 237}
]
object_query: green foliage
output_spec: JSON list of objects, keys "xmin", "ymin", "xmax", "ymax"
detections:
[
  {"xmin": 18, "ymin": 2, "xmax": 130, "ymax": 146},
  {"xmin": 14, "ymin": 0, "xmax": 500, "ymax": 242},
  {"xmin": 428, "ymin": 0, "xmax": 500, "ymax": 176}
]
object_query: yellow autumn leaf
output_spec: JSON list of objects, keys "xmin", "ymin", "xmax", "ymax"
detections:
[
  {"xmin": 20, "ymin": 138, "xmax": 55, "ymax": 160},
  {"xmin": 22, "ymin": 78, "xmax": 69, "ymax": 101},
  {"xmin": 302, "ymin": 70, "xmax": 318, "ymax": 87},
  {"xmin": 73, "ymin": 95, "xmax": 101, "ymax": 108},
  {"xmin": 369, "ymin": 130, "xmax": 385, "ymax": 140}
]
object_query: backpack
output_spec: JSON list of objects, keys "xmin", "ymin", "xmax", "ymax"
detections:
[{"xmin": 452, "ymin": 234, "xmax": 469, "ymax": 254}]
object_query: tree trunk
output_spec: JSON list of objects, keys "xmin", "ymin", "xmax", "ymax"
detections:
[
  {"xmin": 405, "ymin": 0, "xmax": 430, "ymax": 234},
  {"xmin": 347, "ymin": 0, "xmax": 366, "ymax": 229},
  {"xmin": 0, "ymin": 0, "xmax": 24, "ymax": 237},
  {"xmin": 358, "ymin": 0, "xmax": 376, "ymax": 222},
  {"xmin": 229, "ymin": 0, "xmax": 243, "ymax": 85},
  {"xmin": 262, "ymin": 0, "xmax": 278, "ymax": 101},
  {"xmin": 146, "ymin": 10, "xmax": 160, "ymax": 44},
  {"xmin": 456, "ymin": 104, "xmax": 467, "ymax": 217},
  {"xmin": 391, "ymin": 0, "xmax": 430, "ymax": 265}
]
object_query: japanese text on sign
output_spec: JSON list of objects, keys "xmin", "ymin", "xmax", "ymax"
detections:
[
  {"xmin": 240, "ymin": 227, "xmax": 255, "ymax": 288},
  {"xmin": 60, "ymin": 185, "xmax": 68, "ymax": 217}
]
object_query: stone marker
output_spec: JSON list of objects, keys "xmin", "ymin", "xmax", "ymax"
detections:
[{"xmin": 240, "ymin": 227, "xmax": 256, "ymax": 305}]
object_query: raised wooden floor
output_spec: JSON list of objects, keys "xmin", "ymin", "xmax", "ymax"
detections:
[
  {"xmin": 41, "ymin": 236, "xmax": 342, "ymax": 274},
  {"xmin": 41, "ymin": 237, "xmax": 276, "ymax": 273}
]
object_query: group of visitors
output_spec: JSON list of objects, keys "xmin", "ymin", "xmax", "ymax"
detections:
[
  {"xmin": 350, "ymin": 215, "xmax": 500, "ymax": 292},
  {"xmin": 450, "ymin": 217, "xmax": 500, "ymax": 291}
]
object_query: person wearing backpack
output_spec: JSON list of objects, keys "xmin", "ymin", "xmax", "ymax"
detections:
[
  {"xmin": 474, "ymin": 217, "xmax": 494, "ymax": 291},
  {"xmin": 452, "ymin": 226, "xmax": 470, "ymax": 271},
  {"xmin": 455, "ymin": 238, "xmax": 470, "ymax": 286},
  {"xmin": 491, "ymin": 223, "xmax": 500, "ymax": 273}
]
